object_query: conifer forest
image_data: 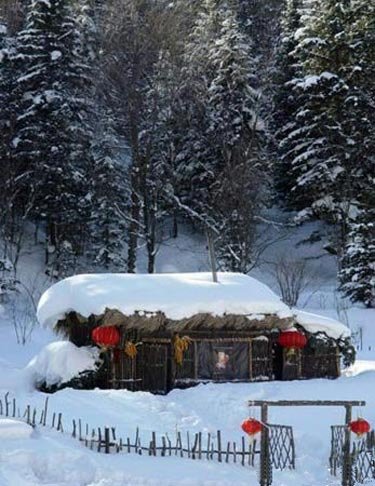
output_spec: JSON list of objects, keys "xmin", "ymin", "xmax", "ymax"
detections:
[{"xmin": 0, "ymin": 0, "xmax": 374, "ymax": 307}]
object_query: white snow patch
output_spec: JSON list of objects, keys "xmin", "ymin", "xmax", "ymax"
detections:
[
  {"xmin": 25, "ymin": 341, "xmax": 100, "ymax": 387},
  {"xmin": 50, "ymin": 50, "xmax": 62, "ymax": 61},
  {"xmin": 0, "ymin": 419, "xmax": 33, "ymax": 439},
  {"xmin": 294, "ymin": 310, "xmax": 350, "ymax": 339}
]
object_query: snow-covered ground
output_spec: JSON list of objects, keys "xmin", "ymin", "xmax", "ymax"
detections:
[{"xmin": 0, "ymin": 221, "xmax": 374, "ymax": 485}]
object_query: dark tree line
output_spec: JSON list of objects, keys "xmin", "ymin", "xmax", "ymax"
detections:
[
  {"xmin": 273, "ymin": 0, "xmax": 374, "ymax": 307},
  {"xmin": 0, "ymin": 0, "xmax": 373, "ymax": 307}
]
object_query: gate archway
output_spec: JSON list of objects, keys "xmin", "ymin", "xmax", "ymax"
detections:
[{"xmin": 248, "ymin": 400, "xmax": 367, "ymax": 486}]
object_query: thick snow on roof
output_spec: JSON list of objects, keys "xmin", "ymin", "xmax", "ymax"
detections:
[
  {"xmin": 294, "ymin": 310, "xmax": 350, "ymax": 339},
  {"xmin": 37, "ymin": 272, "xmax": 291, "ymax": 327},
  {"xmin": 37, "ymin": 272, "xmax": 350, "ymax": 339}
]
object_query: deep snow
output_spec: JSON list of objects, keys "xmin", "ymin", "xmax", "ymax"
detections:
[
  {"xmin": 37, "ymin": 272, "xmax": 350, "ymax": 339},
  {"xmin": 0, "ymin": 221, "xmax": 374, "ymax": 485}
]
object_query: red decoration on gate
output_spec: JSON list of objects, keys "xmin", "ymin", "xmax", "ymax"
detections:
[
  {"xmin": 92, "ymin": 326, "xmax": 120, "ymax": 347},
  {"xmin": 241, "ymin": 418, "xmax": 263, "ymax": 436},
  {"xmin": 277, "ymin": 330, "xmax": 307, "ymax": 349},
  {"xmin": 349, "ymin": 418, "xmax": 371, "ymax": 437}
]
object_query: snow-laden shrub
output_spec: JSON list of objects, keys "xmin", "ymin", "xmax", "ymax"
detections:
[{"xmin": 26, "ymin": 341, "xmax": 102, "ymax": 392}]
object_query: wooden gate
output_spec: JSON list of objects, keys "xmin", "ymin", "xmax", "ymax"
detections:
[
  {"xmin": 141, "ymin": 343, "xmax": 169, "ymax": 394},
  {"xmin": 250, "ymin": 400, "xmax": 366, "ymax": 486}
]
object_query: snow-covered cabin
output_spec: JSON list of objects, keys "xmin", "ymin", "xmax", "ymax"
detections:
[{"xmin": 37, "ymin": 272, "xmax": 353, "ymax": 393}]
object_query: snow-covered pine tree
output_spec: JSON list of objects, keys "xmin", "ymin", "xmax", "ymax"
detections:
[
  {"xmin": 0, "ymin": 23, "xmax": 19, "ymax": 283},
  {"xmin": 13, "ymin": 0, "xmax": 95, "ymax": 277},
  {"xmin": 339, "ymin": 196, "xmax": 375, "ymax": 308},
  {"xmin": 136, "ymin": 46, "xmax": 186, "ymax": 272},
  {"xmin": 0, "ymin": 22, "xmax": 15, "ymax": 227},
  {"xmin": 272, "ymin": 0, "xmax": 303, "ymax": 204},
  {"xmin": 90, "ymin": 123, "xmax": 127, "ymax": 270},
  {"xmin": 176, "ymin": 1, "xmax": 265, "ymax": 272},
  {"xmin": 0, "ymin": 20, "xmax": 30, "ymax": 265},
  {"xmin": 235, "ymin": 0, "xmax": 284, "ymax": 84},
  {"xmin": 281, "ymin": 0, "xmax": 373, "ymax": 251},
  {"xmin": 174, "ymin": 0, "xmax": 221, "ymax": 223},
  {"xmin": 337, "ymin": 0, "xmax": 375, "ymax": 307},
  {"xmin": 205, "ymin": 9, "xmax": 266, "ymax": 272}
]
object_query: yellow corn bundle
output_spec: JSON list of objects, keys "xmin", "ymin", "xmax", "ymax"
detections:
[
  {"xmin": 174, "ymin": 335, "xmax": 192, "ymax": 366},
  {"xmin": 124, "ymin": 341, "xmax": 138, "ymax": 359}
]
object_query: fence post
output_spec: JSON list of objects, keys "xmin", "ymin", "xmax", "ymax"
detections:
[
  {"xmin": 260, "ymin": 404, "xmax": 271, "ymax": 486},
  {"xmin": 342, "ymin": 405, "xmax": 353, "ymax": 486},
  {"xmin": 104, "ymin": 427, "xmax": 110, "ymax": 454}
]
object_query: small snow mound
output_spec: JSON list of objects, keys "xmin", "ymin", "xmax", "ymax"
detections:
[
  {"xmin": 0, "ymin": 419, "xmax": 33, "ymax": 439},
  {"xmin": 26, "ymin": 341, "xmax": 100, "ymax": 388}
]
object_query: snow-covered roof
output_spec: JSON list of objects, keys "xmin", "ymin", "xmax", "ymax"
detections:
[
  {"xmin": 293, "ymin": 310, "xmax": 350, "ymax": 340},
  {"xmin": 37, "ymin": 272, "xmax": 350, "ymax": 339}
]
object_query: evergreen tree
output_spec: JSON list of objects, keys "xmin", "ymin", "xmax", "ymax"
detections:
[
  {"xmin": 206, "ymin": 10, "xmax": 266, "ymax": 272},
  {"xmin": 339, "ymin": 196, "xmax": 375, "ymax": 308},
  {"xmin": 90, "ymin": 124, "xmax": 127, "ymax": 270},
  {"xmin": 13, "ymin": 0, "xmax": 95, "ymax": 277},
  {"xmin": 0, "ymin": 22, "xmax": 16, "ymax": 226},
  {"xmin": 277, "ymin": 0, "xmax": 374, "ymax": 251},
  {"xmin": 272, "ymin": 0, "xmax": 303, "ymax": 203},
  {"xmin": 176, "ymin": 1, "xmax": 266, "ymax": 272}
]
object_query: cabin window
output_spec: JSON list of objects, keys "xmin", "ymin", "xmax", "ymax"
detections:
[{"xmin": 197, "ymin": 341, "xmax": 249, "ymax": 381}]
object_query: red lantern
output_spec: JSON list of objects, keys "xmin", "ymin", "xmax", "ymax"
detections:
[
  {"xmin": 349, "ymin": 418, "xmax": 371, "ymax": 437},
  {"xmin": 92, "ymin": 326, "xmax": 120, "ymax": 348},
  {"xmin": 277, "ymin": 330, "xmax": 307, "ymax": 349},
  {"xmin": 241, "ymin": 418, "xmax": 263, "ymax": 436}
]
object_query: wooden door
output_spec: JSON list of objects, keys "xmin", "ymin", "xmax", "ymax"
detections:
[
  {"xmin": 250, "ymin": 338, "xmax": 272, "ymax": 380},
  {"xmin": 282, "ymin": 349, "xmax": 301, "ymax": 381},
  {"xmin": 141, "ymin": 343, "xmax": 169, "ymax": 394}
]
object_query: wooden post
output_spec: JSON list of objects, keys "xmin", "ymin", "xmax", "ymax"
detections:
[
  {"xmin": 217, "ymin": 430, "xmax": 222, "ymax": 463},
  {"xmin": 206, "ymin": 229, "xmax": 218, "ymax": 283},
  {"xmin": 260, "ymin": 404, "xmax": 270, "ymax": 486},
  {"xmin": 43, "ymin": 397, "xmax": 48, "ymax": 426},
  {"xmin": 342, "ymin": 405, "xmax": 353, "ymax": 486},
  {"xmin": 104, "ymin": 428, "xmax": 110, "ymax": 454}
]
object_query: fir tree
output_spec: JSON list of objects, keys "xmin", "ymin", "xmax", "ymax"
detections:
[
  {"xmin": 339, "ymin": 197, "xmax": 375, "ymax": 308},
  {"xmin": 176, "ymin": 1, "xmax": 265, "ymax": 272},
  {"xmin": 206, "ymin": 10, "xmax": 265, "ymax": 272},
  {"xmin": 272, "ymin": 0, "xmax": 303, "ymax": 204},
  {"xmin": 13, "ymin": 0, "xmax": 95, "ymax": 277},
  {"xmin": 90, "ymin": 124, "xmax": 127, "ymax": 270},
  {"xmin": 278, "ymin": 0, "xmax": 374, "ymax": 249}
]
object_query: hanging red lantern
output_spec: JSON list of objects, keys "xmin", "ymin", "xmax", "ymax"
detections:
[
  {"xmin": 349, "ymin": 418, "xmax": 371, "ymax": 437},
  {"xmin": 241, "ymin": 418, "xmax": 263, "ymax": 436},
  {"xmin": 277, "ymin": 330, "xmax": 307, "ymax": 349},
  {"xmin": 92, "ymin": 326, "xmax": 120, "ymax": 348}
]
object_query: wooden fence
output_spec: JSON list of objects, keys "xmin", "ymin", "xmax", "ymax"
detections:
[{"xmin": 0, "ymin": 392, "xmax": 258, "ymax": 466}]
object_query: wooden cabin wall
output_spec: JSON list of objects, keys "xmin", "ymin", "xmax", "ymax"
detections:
[
  {"xmin": 301, "ymin": 346, "xmax": 340, "ymax": 379},
  {"xmin": 173, "ymin": 334, "xmax": 275, "ymax": 388},
  {"xmin": 60, "ymin": 317, "xmax": 342, "ymax": 392}
]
